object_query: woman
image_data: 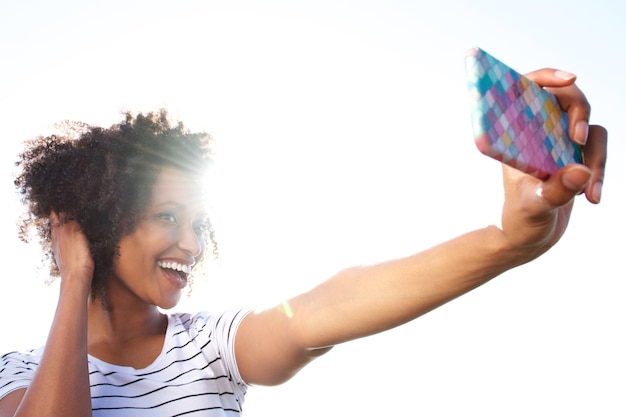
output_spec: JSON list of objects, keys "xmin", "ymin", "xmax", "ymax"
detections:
[{"xmin": 0, "ymin": 69, "xmax": 607, "ymax": 416}]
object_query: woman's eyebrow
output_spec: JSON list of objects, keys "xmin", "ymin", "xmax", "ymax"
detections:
[
  {"xmin": 152, "ymin": 202, "xmax": 208, "ymax": 219},
  {"xmin": 152, "ymin": 201, "xmax": 185, "ymax": 209}
]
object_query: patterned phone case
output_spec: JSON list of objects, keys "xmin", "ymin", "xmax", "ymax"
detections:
[{"xmin": 465, "ymin": 47, "xmax": 582, "ymax": 179}]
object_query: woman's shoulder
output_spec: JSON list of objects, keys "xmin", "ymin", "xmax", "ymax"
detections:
[
  {"xmin": 1, "ymin": 346, "xmax": 45, "ymax": 365},
  {"xmin": 167, "ymin": 309, "xmax": 253, "ymax": 340},
  {"xmin": 0, "ymin": 347, "xmax": 45, "ymax": 399}
]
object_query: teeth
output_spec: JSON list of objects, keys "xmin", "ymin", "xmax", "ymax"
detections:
[{"xmin": 158, "ymin": 261, "xmax": 192, "ymax": 275}]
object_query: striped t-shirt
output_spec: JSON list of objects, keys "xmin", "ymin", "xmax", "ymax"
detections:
[{"xmin": 0, "ymin": 309, "xmax": 251, "ymax": 416}]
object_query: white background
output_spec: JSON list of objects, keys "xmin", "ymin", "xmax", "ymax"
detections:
[{"xmin": 1, "ymin": 1, "xmax": 624, "ymax": 416}]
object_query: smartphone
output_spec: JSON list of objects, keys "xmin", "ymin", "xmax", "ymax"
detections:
[{"xmin": 464, "ymin": 47, "xmax": 583, "ymax": 179}]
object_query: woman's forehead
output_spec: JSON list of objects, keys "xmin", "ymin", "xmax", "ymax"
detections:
[{"xmin": 150, "ymin": 167, "xmax": 208, "ymax": 208}]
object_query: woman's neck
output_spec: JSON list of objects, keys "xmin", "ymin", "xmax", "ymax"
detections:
[{"xmin": 86, "ymin": 295, "xmax": 168, "ymax": 368}]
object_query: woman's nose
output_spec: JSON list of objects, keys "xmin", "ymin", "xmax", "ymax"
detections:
[{"xmin": 178, "ymin": 225, "xmax": 203, "ymax": 258}]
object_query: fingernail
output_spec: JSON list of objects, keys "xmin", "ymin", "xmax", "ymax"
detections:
[
  {"xmin": 591, "ymin": 181, "xmax": 603, "ymax": 203},
  {"xmin": 555, "ymin": 70, "xmax": 576, "ymax": 80},
  {"xmin": 573, "ymin": 120, "xmax": 589, "ymax": 145},
  {"xmin": 562, "ymin": 166, "xmax": 592, "ymax": 191}
]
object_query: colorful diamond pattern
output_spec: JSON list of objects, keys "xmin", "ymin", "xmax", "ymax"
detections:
[{"xmin": 465, "ymin": 48, "xmax": 582, "ymax": 179}]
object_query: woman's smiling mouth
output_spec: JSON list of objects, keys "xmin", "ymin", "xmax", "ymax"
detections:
[{"xmin": 158, "ymin": 260, "xmax": 192, "ymax": 288}]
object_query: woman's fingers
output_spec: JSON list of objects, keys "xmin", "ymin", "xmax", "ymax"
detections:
[
  {"xmin": 581, "ymin": 124, "xmax": 608, "ymax": 203},
  {"xmin": 525, "ymin": 68, "xmax": 591, "ymax": 145}
]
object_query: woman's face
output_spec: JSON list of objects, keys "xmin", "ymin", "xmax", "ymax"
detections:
[{"xmin": 110, "ymin": 167, "xmax": 207, "ymax": 310}]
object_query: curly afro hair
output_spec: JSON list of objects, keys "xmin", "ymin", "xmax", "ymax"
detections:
[{"xmin": 15, "ymin": 110, "xmax": 216, "ymax": 300}]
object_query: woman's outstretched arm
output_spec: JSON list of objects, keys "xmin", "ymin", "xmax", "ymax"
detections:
[{"xmin": 234, "ymin": 69, "xmax": 608, "ymax": 386}]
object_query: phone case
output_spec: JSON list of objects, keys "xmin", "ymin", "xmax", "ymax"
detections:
[{"xmin": 464, "ymin": 47, "xmax": 583, "ymax": 179}]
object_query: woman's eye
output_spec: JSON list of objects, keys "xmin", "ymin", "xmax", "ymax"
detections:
[
  {"xmin": 158, "ymin": 212, "xmax": 177, "ymax": 224},
  {"xmin": 193, "ymin": 222, "xmax": 208, "ymax": 234}
]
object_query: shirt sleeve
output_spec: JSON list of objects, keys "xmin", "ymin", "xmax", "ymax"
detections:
[
  {"xmin": 187, "ymin": 309, "xmax": 253, "ymax": 403},
  {"xmin": 0, "ymin": 347, "xmax": 43, "ymax": 399}
]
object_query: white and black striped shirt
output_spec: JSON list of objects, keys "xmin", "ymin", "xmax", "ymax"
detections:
[{"xmin": 0, "ymin": 309, "xmax": 251, "ymax": 416}]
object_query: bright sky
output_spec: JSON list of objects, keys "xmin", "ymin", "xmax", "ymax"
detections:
[{"xmin": 1, "ymin": 1, "xmax": 624, "ymax": 416}]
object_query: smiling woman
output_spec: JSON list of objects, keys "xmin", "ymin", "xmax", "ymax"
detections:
[
  {"xmin": 0, "ymin": 111, "xmax": 247, "ymax": 417},
  {"xmin": 0, "ymin": 89, "xmax": 608, "ymax": 416}
]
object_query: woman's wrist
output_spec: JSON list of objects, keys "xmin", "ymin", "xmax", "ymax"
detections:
[
  {"xmin": 487, "ymin": 224, "xmax": 545, "ymax": 270},
  {"xmin": 59, "ymin": 271, "xmax": 93, "ymax": 299}
]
